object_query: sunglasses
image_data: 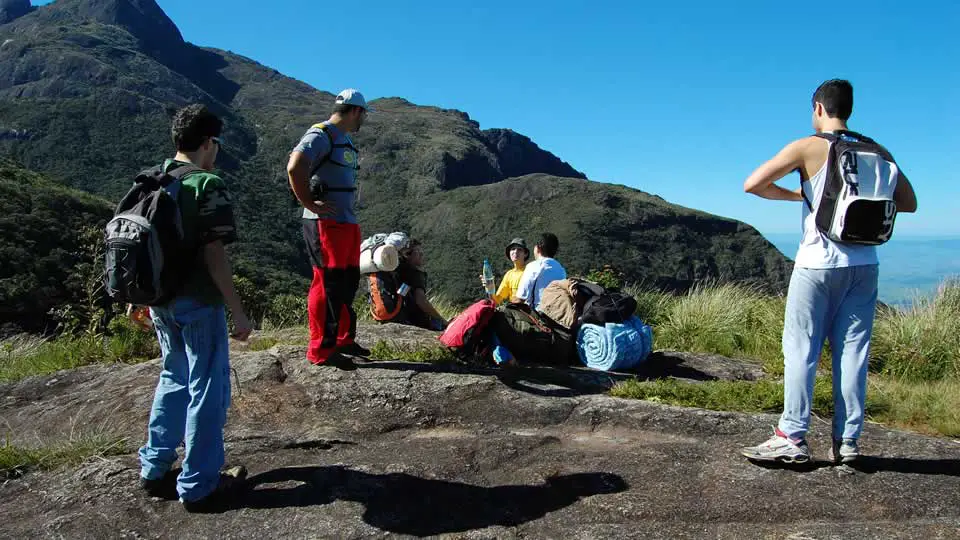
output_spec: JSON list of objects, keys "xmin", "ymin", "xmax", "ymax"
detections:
[{"xmin": 210, "ymin": 136, "xmax": 223, "ymax": 147}]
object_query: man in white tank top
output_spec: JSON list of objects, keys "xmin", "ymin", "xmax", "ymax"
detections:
[{"xmin": 739, "ymin": 80, "xmax": 917, "ymax": 465}]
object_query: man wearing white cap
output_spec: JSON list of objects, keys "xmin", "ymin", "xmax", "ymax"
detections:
[{"xmin": 286, "ymin": 88, "xmax": 373, "ymax": 368}]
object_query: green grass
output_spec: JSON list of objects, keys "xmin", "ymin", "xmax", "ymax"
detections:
[
  {"xmin": 612, "ymin": 376, "xmax": 960, "ymax": 438},
  {"xmin": 610, "ymin": 377, "xmax": 860, "ymax": 416},
  {"xmin": 871, "ymin": 279, "xmax": 960, "ymax": 381},
  {"xmin": 369, "ymin": 340, "xmax": 458, "ymax": 364},
  {"xmin": 0, "ymin": 435, "xmax": 130, "ymax": 478},
  {"xmin": 867, "ymin": 378, "xmax": 960, "ymax": 437},
  {"xmin": 247, "ymin": 336, "xmax": 281, "ymax": 352},
  {"xmin": 610, "ymin": 280, "xmax": 960, "ymax": 438},
  {"xmin": 0, "ymin": 327, "xmax": 159, "ymax": 383}
]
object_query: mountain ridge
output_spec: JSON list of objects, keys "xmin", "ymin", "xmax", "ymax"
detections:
[{"xmin": 0, "ymin": 0, "xmax": 792, "ymax": 327}]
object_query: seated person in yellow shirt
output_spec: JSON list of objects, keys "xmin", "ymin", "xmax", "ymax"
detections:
[{"xmin": 480, "ymin": 238, "xmax": 530, "ymax": 305}]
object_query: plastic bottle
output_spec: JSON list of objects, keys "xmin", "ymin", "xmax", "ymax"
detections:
[{"xmin": 482, "ymin": 258, "xmax": 496, "ymax": 297}]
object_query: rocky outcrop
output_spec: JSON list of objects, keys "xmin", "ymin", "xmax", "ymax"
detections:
[
  {"xmin": 1, "ymin": 324, "xmax": 959, "ymax": 537},
  {"xmin": 484, "ymin": 128, "xmax": 586, "ymax": 181}
]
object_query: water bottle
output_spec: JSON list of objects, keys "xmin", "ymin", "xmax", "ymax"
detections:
[{"xmin": 482, "ymin": 259, "xmax": 496, "ymax": 297}]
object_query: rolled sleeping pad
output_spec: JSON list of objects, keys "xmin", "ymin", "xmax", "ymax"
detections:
[
  {"xmin": 576, "ymin": 316, "xmax": 653, "ymax": 372},
  {"xmin": 360, "ymin": 244, "xmax": 400, "ymax": 274}
]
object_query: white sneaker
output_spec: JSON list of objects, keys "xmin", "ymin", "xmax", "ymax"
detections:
[
  {"xmin": 741, "ymin": 430, "xmax": 810, "ymax": 463},
  {"xmin": 828, "ymin": 438, "xmax": 859, "ymax": 464}
]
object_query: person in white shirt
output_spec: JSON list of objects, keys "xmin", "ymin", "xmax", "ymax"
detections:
[
  {"xmin": 514, "ymin": 233, "xmax": 566, "ymax": 308},
  {"xmin": 739, "ymin": 79, "xmax": 917, "ymax": 466}
]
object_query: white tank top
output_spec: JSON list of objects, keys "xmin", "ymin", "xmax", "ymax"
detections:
[{"xmin": 795, "ymin": 157, "xmax": 878, "ymax": 269}]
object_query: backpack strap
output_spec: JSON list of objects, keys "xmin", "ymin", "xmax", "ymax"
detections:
[
  {"xmin": 166, "ymin": 164, "xmax": 202, "ymax": 181},
  {"xmin": 814, "ymin": 130, "xmax": 877, "ymax": 145},
  {"xmin": 308, "ymin": 123, "xmax": 360, "ymax": 177},
  {"xmin": 306, "ymin": 123, "xmax": 359, "ymax": 194}
]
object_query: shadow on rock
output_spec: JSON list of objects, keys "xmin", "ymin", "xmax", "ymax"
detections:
[
  {"xmin": 358, "ymin": 356, "xmax": 724, "ymax": 398},
  {"xmin": 632, "ymin": 352, "xmax": 723, "ymax": 381},
  {"xmin": 236, "ymin": 466, "xmax": 627, "ymax": 536},
  {"xmin": 748, "ymin": 457, "xmax": 960, "ymax": 476},
  {"xmin": 749, "ymin": 460, "xmax": 832, "ymax": 473},
  {"xmin": 851, "ymin": 456, "xmax": 960, "ymax": 476},
  {"xmin": 359, "ymin": 360, "xmax": 602, "ymax": 397}
]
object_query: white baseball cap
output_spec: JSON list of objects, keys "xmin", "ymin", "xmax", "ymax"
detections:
[{"xmin": 335, "ymin": 88, "xmax": 374, "ymax": 112}]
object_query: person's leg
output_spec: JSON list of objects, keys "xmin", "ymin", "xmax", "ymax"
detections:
[
  {"xmin": 175, "ymin": 299, "xmax": 232, "ymax": 502},
  {"xmin": 303, "ymin": 219, "xmax": 335, "ymax": 364},
  {"xmin": 139, "ymin": 306, "xmax": 189, "ymax": 481},
  {"xmin": 830, "ymin": 264, "xmax": 878, "ymax": 447},
  {"xmin": 778, "ymin": 267, "xmax": 836, "ymax": 440},
  {"xmin": 337, "ymin": 226, "xmax": 361, "ymax": 346},
  {"xmin": 316, "ymin": 221, "xmax": 359, "ymax": 353},
  {"xmin": 742, "ymin": 267, "xmax": 835, "ymax": 463}
]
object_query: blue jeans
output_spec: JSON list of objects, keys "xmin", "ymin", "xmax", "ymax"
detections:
[
  {"xmin": 139, "ymin": 297, "xmax": 231, "ymax": 502},
  {"xmin": 778, "ymin": 265, "xmax": 879, "ymax": 441}
]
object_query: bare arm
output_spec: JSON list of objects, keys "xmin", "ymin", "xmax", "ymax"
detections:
[
  {"xmin": 751, "ymin": 184, "xmax": 805, "ymax": 201},
  {"xmin": 894, "ymin": 170, "xmax": 918, "ymax": 213},
  {"xmin": 413, "ymin": 289, "xmax": 445, "ymax": 322},
  {"xmin": 203, "ymin": 240, "xmax": 251, "ymax": 340},
  {"xmin": 286, "ymin": 151, "xmax": 336, "ymax": 217},
  {"xmin": 743, "ymin": 140, "xmax": 806, "ymax": 202}
]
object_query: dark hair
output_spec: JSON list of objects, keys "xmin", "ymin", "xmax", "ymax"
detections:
[
  {"xmin": 812, "ymin": 79, "xmax": 853, "ymax": 120},
  {"xmin": 402, "ymin": 239, "xmax": 423, "ymax": 260},
  {"xmin": 333, "ymin": 103, "xmax": 363, "ymax": 116},
  {"xmin": 171, "ymin": 104, "xmax": 222, "ymax": 152},
  {"xmin": 536, "ymin": 233, "xmax": 559, "ymax": 258}
]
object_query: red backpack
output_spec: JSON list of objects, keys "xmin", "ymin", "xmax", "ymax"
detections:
[{"xmin": 438, "ymin": 299, "xmax": 495, "ymax": 349}]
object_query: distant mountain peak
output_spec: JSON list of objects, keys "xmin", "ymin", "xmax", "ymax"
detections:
[
  {"xmin": 0, "ymin": 0, "xmax": 31, "ymax": 24},
  {"xmin": 40, "ymin": 0, "xmax": 184, "ymax": 47}
]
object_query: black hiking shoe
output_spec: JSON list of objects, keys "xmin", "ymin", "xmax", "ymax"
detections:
[
  {"xmin": 313, "ymin": 352, "xmax": 358, "ymax": 371},
  {"xmin": 140, "ymin": 468, "xmax": 180, "ymax": 500},
  {"xmin": 336, "ymin": 343, "xmax": 371, "ymax": 357},
  {"xmin": 180, "ymin": 466, "xmax": 248, "ymax": 514}
]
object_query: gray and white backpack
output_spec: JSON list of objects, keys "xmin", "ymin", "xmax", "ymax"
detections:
[{"xmin": 804, "ymin": 130, "xmax": 900, "ymax": 245}]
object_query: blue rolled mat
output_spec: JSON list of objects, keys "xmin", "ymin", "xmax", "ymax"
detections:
[{"xmin": 576, "ymin": 316, "xmax": 653, "ymax": 371}]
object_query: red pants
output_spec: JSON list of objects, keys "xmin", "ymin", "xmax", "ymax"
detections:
[{"xmin": 302, "ymin": 219, "xmax": 360, "ymax": 364}]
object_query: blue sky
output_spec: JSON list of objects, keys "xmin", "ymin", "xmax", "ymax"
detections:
[{"xmin": 34, "ymin": 0, "xmax": 960, "ymax": 238}]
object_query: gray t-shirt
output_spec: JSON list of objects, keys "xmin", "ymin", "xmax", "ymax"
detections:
[{"xmin": 293, "ymin": 122, "xmax": 359, "ymax": 223}]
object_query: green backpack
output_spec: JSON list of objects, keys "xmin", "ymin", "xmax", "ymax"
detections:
[{"xmin": 492, "ymin": 303, "xmax": 574, "ymax": 365}]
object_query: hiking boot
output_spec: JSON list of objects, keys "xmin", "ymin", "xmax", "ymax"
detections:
[
  {"xmin": 336, "ymin": 343, "xmax": 371, "ymax": 357},
  {"xmin": 312, "ymin": 352, "xmax": 357, "ymax": 371},
  {"xmin": 741, "ymin": 429, "xmax": 810, "ymax": 463},
  {"xmin": 180, "ymin": 466, "xmax": 247, "ymax": 514},
  {"xmin": 140, "ymin": 468, "xmax": 180, "ymax": 500},
  {"xmin": 828, "ymin": 438, "xmax": 860, "ymax": 464}
]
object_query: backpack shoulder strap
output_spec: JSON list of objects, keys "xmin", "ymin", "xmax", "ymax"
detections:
[
  {"xmin": 308, "ymin": 123, "xmax": 338, "ymax": 178},
  {"xmin": 166, "ymin": 164, "xmax": 202, "ymax": 181},
  {"xmin": 306, "ymin": 123, "xmax": 360, "ymax": 194},
  {"xmin": 835, "ymin": 129, "xmax": 878, "ymax": 144}
]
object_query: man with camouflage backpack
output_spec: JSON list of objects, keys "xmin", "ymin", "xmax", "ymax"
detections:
[{"xmin": 131, "ymin": 104, "xmax": 252, "ymax": 512}]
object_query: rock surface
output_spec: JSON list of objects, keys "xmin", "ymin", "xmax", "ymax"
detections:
[{"xmin": 1, "ymin": 324, "xmax": 959, "ymax": 538}]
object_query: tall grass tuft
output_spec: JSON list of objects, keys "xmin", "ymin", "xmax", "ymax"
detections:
[
  {"xmin": 871, "ymin": 279, "xmax": 960, "ymax": 381},
  {"xmin": 645, "ymin": 282, "xmax": 785, "ymax": 365},
  {"xmin": 0, "ymin": 434, "xmax": 129, "ymax": 478}
]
